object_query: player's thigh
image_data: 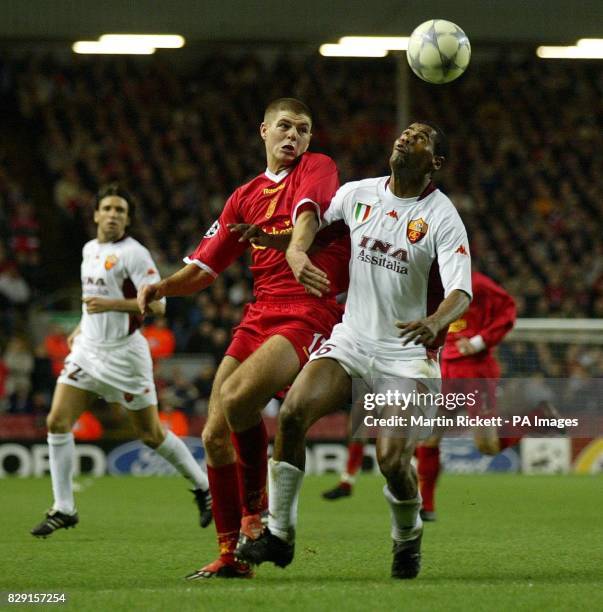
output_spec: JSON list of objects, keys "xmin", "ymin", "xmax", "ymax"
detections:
[
  {"xmin": 125, "ymin": 403, "xmax": 164, "ymax": 443},
  {"xmin": 205, "ymin": 356, "xmax": 241, "ymax": 437},
  {"xmin": 47, "ymin": 382, "xmax": 95, "ymax": 431},
  {"xmin": 281, "ymin": 357, "xmax": 353, "ymax": 430},
  {"xmin": 219, "ymin": 334, "xmax": 301, "ymax": 412}
]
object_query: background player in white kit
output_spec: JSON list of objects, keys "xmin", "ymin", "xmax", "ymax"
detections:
[
  {"xmin": 31, "ymin": 184, "xmax": 211, "ymax": 537},
  {"xmin": 238, "ymin": 122, "xmax": 472, "ymax": 579}
]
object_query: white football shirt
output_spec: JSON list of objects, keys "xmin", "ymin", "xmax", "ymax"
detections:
[
  {"xmin": 80, "ymin": 236, "xmax": 164, "ymax": 343},
  {"xmin": 322, "ymin": 176, "xmax": 472, "ymax": 360}
]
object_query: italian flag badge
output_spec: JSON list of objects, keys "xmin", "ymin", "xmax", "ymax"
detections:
[{"xmin": 354, "ymin": 202, "xmax": 372, "ymax": 222}]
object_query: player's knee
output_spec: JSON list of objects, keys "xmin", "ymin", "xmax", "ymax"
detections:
[
  {"xmin": 279, "ymin": 400, "xmax": 308, "ymax": 440},
  {"xmin": 138, "ymin": 427, "xmax": 164, "ymax": 449},
  {"xmin": 377, "ymin": 446, "xmax": 412, "ymax": 479},
  {"xmin": 217, "ymin": 378, "xmax": 246, "ymax": 421},
  {"xmin": 201, "ymin": 424, "xmax": 231, "ymax": 458},
  {"xmin": 46, "ymin": 411, "xmax": 72, "ymax": 433}
]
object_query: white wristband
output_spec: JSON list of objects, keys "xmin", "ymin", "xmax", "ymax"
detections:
[{"xmin": 469, "ymin": 335, "xmax": 487, "ymax": 352}]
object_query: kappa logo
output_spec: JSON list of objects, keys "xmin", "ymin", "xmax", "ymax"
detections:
[
  {"xmin": 407, "ymin": 218, "xmax": 428, "ymax": 244},
  {"xmin": 104, "ymin": 255, "xmax": 118, "ymax": 270},
  {"xmin": 455, "ymin": 244, "xmax": 468, "ymax": 255},
  {"xmin": 386, "ymin": 210, "xmax": 399, "ymax": 220}
]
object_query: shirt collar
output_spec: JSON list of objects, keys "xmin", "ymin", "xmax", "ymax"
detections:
[
  {"xmin": 380, "ymin": 178, "xmax": 436, "ymax": 206},
  {"xmin": 264, "ymin": 167, "xmax": 290, "ymax": 183}
]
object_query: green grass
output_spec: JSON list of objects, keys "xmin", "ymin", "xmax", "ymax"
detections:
[{"xmin": 1, "ymin": 474, "xmax": 601, "ymax": 611}]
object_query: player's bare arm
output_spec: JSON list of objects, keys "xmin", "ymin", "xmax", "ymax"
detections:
[
  {"xmin": 227, "ymin": 223, "xmax": 290, "ymax": 250},
  {"xmin": 285, "ymin": 210, "xmax": 330, "ymax": 297},
  {"xmin": 397, "ymin": 289, "xmax": 471, "ymax": 347},
  {"xmin": 138, "ymin": 263, "xmax": 214, "ymax": 314},
  {"xmin": 84, "ymin": 297, "xmax": 165, "ymax": 316}
]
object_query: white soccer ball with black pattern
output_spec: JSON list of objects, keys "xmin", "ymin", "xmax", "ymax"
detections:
[{"xmin": 406, "ymin": 20, "xmax": 471, "ymax": 84}]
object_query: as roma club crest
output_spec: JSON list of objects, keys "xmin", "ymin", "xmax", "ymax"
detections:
[
  {"xmin": 407, "ymin": 218, "xmax": 428, "ymax": 244},
  {"xmin": 104, "ymin": 254, "xmax": 118, "ymax": 270}
]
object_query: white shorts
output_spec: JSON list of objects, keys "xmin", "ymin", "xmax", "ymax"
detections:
[
  {"xmin": 57, "ymin": 333, "xmax": 157, "ymax": 411},
  {"xmin": 310, "ymin": 323, "xmax": 441, "ymax": 440}
]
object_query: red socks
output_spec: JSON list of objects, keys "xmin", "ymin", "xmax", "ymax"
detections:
[
  {"xmin": 345, "ymin": 441, "xmax": 364, "ymax": 477},
  {"xmin": 207, "ymin": 463, "xmax": 241, "ymax": 563},
  {"xmin": 498, "ymin": 436, "xmax": 522, "ymax": 451},
  {"xmin": 230, "ymin": 420, "xmax": 269, "ymax": 516},
  {"xmin": 416, "ymin": 445, "xmax": 440, "ymax": 513}
]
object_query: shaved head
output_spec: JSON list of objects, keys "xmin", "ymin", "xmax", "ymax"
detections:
[{"xmin": 264, "ymin": 98, "xmax": 312, "ymax": 125}]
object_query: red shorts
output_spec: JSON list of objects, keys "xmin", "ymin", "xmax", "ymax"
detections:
[
  {"xmin": 226, "ymin": 297, "xmax": 344, "ymax": 366},
  {"xmin": 441, "ymin": 355, "xmax": 500, "ymax": 417}
]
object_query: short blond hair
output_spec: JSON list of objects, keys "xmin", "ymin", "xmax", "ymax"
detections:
[{"xmin": 264, "ymin": 98, "xmax": 312, "ymax": 124}]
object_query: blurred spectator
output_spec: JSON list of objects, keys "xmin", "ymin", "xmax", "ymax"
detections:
[
  {"xmin": 10, "ymin": 200, "xmax": 40, "ymax": 261},
  {"xmin": 0, "ymin": 260, "xmax": 30, "ymax": 305},
  {"xmin": 142, "ymin": 316, "xmax": 176, "ymax": 361},
  {"xmin": 3, "ymin": 335, "xmax": 34, "ymax": 398},
  {"xmin": 158, "ymin": 388, "xmax": 190, "ymax": 436},
  {"xmin": 73, "ymin": 410, "xmax": 104, "ymax": 440},
  {"xmin": 43, "ymin": 323, "xmax": 70, "ymax": 377},
  {"xmin": 0, "ymin": 356, "xmax": 8, "ymax": 411},
  {"xmin": 193, "ymin": 363, "xmax": 216, "ymax": 400},
  {"xmin": 163, "ymin": 367, "xmax": 200, "ymax": 415}
]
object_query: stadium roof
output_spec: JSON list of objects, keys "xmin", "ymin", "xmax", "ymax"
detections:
[{"xmin": 1, "ymin": 0, "xmax": 602, "ymax": 43}]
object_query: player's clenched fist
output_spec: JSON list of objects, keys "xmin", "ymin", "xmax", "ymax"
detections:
[
  {"xmin": 286, "ymin": 248, "xmax": 330, "ymax": 298},
  {"xmin": 138, "ymin": 284, "xmax": 160, "ymax": 315}
]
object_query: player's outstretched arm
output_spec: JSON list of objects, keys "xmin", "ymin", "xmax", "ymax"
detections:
[
  {"xmin": 286, "ymin": 210, "xmax": 330, "ymax": 297},
  {"xmin": 227, "ymin": 223, "xmax": 291, "ymax": 251},
  {"xmin": 138, "ymin": 263, "xmax": 214, "ymax": 314},
  {"xmin": 397, "ymin": 289, "xmax": 471, "ymax": 347},
  {"xmin": 84, "ymin": 297, "xmax": 165, "ymax": 316}
]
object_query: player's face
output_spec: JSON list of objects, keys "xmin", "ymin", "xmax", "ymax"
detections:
[
  {"xmin": 94, "ymin": 196, "xmax": 130, "ymax": 242},
  {"xmin": 261, "ymin": 110, "xmax": 312, "ymax": 173},
  {"xmin": 390, "ymin": 123, "xmax": 443, "ymax": 175}
]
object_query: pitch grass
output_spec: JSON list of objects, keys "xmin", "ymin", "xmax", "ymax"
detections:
[{"xmin": 2, "ymin": 474, "xmax": 601, "ymax": 611}]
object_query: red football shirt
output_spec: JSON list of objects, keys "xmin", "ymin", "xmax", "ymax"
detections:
[
  {"xmin": 442, "ymin": 271, "xmax": 516, "ymax": 361},
  {"xmin": 186, "ymin": 152, "xmax": 350, "ymax": 300}
]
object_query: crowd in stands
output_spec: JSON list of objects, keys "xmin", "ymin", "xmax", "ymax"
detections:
[{"xmin": 0, "ymin": 51, "xmax": 601, "ymax": 418}]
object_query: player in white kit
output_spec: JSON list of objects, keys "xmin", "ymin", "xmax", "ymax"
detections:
[
  {"xmin": 31, "ymin": 185, "xmax": 211, "ymax": 537},
  {"xmin": 238, "ymin": 122, "xmax": 472, "ymax": 578}
]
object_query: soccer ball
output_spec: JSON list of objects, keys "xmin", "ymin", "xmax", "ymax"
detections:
[{"xmin": 406, "ymin": 19, "xmax": 471, "ymax": 84}]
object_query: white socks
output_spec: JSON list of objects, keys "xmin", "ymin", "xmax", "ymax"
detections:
[
  {"xmin": 48, "ymin": 432, "xmax": 76, "ymax": 514},
  {"xmin": 267, "ymin": 459, "xmax": 304, "ymax": 543},
  {"xmin": 155, "ymin": 430, "xmax": 209, "ymax": 491},
  {"xmin": 383, "ymin": 485, "xmax": 423, "ymax": 543}
]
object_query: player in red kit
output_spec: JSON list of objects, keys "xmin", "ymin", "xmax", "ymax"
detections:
[
  {"xmin": 416, "ymin": 270, "xmax": 516, "ymax": 521},
  {"xmin": 138, "ymin": 98, "xmax": 349, "ymax": 578}
]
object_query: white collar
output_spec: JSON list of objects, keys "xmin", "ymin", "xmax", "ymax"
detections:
[
  {"xmin": 264, "ymin": 167, "xmax": 290, "ymax": 183},
  {"xmin": 379, "ymin": 178, "xmax": 421, "ymax": 207}
]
